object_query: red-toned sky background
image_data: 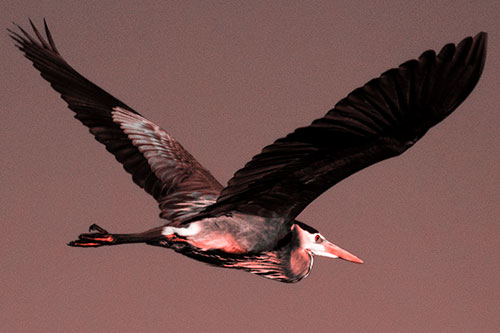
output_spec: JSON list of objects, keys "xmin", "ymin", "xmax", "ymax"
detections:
[{"xmin": 2, "ymin": 1, "xmax": 499, "ymax": 332}]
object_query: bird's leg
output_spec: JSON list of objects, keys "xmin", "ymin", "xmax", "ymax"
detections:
[
  {"xmin": 68, "ymin": 224, "xmax": 115, "ymax": 247},
  {"xmin": 68, "ymin": 224, "xmax": 164, "ymax": 247}
]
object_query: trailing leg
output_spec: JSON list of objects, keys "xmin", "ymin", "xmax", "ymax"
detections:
[
  {"xmin": 68, "ymin": 224, "xmax": 116, "ymax": 247},
  {"xmin": 67, "ymin": 224, "xmax": 163, "ymax": 247}
]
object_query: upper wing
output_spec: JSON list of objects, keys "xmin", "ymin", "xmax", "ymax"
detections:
[
  {"xmin": 202, "ymin": 32, "xmax": 487, "ymax": 220},
  {"xmin": 9, "ymin": 20, "xmax": 223, "ymax": 223}
]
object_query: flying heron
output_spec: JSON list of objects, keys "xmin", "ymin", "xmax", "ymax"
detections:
[{"xmin": 9, "ymin": 20, "xmax": 487, "ymax": 283}]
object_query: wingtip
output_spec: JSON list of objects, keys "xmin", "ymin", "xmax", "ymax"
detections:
[
  {"xmin": 8, "ymin": 18, "xmax": 60, "ymax": 55},
  {"xmin": 467, "ymin": 31, "xmax": 487, "ymax": 76},
  {"xmin": 476, "ymin": 31, "xmax": 487, "ymax": 38},
  {"xmin": 9, "ymin": 20, "xmax": 22, "ymax": 32},
  {"xmin": 475, "ymin": 31, "xmax": 488, "ymax": 50},
  {"xmin": 473, "ymin": 32, "xmax": 488, "ymax": 53}
]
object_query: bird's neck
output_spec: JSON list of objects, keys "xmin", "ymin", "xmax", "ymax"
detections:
[{"xmin": 288, "ymin": 247, "xmax": 313, "ymax": 278}]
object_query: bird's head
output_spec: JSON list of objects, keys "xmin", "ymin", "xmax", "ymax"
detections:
[{"xmin": 294, "ymin": 222, "xmax": 363, "ymax": 264}]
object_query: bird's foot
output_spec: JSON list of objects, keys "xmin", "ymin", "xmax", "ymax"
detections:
[
  {"xmin": 68, "ymin": 224, "xmax": 115, "ymax": 247},
  {"xmin": 88, "ymin": 223, "xmax": 108, "ymax": 234}
]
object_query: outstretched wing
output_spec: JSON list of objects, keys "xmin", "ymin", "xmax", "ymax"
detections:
[
  {"xmin": 203, "ymin": 32, "xmax": 487, "ymax": 220},
  {"xmin": 9, "ymin": 20, "xmax": 223, "ymax": 223}
]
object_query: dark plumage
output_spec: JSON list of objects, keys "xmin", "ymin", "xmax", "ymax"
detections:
[{"xmin": 9, "ymin": 20, "xmax": 487, "ymax": 282}]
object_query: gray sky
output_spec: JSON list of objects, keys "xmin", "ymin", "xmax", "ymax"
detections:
[{"xmin": 2, "ymin": 1, "xmax": 499, "ymax": 331}]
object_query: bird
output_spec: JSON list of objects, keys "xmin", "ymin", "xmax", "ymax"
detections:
[{"xmin": 9, "ymin": 19, "xmax": 487, "ymax": 283}]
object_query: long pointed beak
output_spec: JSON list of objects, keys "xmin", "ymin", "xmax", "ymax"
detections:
[{"xmin": 324, "ymin": 241, "xmax": 364, "ymax": 264}]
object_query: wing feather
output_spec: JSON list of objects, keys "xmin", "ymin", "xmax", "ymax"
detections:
[
  {"xmin": 10, "ymin": 20, "xmax": 223, "ymax": 223},
  {"xmin": 203, "ymin": 33, "xmax": 487, "ymax": 220}
]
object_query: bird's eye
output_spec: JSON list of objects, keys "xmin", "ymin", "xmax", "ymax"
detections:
[{"xmin": 314, "ymin": 235, "xmax": 321, "ymax": 242}]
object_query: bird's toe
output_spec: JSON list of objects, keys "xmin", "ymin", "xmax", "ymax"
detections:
[{"xmin": 88, "ymin": 223, "xmax": 108, "ymax": 234}]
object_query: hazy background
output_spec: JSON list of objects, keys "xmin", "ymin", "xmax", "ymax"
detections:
[{"xmin": 2, "ymin": 1, "xmax": 499, "ymax": 332}]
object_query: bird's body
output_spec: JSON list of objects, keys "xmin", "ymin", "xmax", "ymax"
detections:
[
  {"xmin": 162, "ymin": 213, "xmax": 286, "ymax": 254},
  {"xmin": 9, "ymin": 20, "xmax": 487, "ymax": 283}
]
